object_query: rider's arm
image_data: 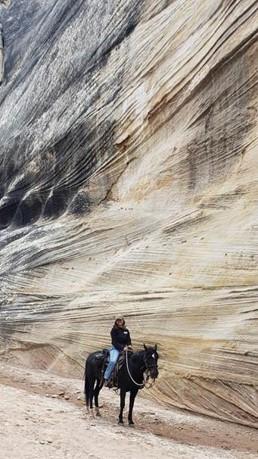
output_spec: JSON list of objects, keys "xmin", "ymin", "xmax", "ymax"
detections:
[{"xmin": 127, "ymin": 330, "xmax": 132, "ymax": 346}]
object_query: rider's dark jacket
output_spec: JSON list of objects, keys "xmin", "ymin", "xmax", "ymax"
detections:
[{"xmin": 111, "ymin": 326, "xmax": 131, "ymax": 352}]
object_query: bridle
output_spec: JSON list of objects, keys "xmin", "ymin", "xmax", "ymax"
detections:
[{"xmin": 125, "ymin": 349, "xmax": 158, "ymax": 389}]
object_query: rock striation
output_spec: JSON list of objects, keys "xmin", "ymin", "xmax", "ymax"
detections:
[{"xmin": 0, "ymin": 0, "xmax": 258, "ymax": 427}]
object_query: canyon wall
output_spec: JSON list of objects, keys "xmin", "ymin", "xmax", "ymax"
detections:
[{"xmin": 0, "ymin": 0, "xmax": 258, "ymax": 427}]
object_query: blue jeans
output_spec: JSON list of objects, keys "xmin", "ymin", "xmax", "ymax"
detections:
[{"xmin": 104, "ymin": 346, "xmax": 120, "ymax": 380}]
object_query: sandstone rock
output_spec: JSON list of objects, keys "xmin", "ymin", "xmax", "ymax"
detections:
[{"xmin": 0, "ymin": 0, "xmax": 257, "ymax": 427}]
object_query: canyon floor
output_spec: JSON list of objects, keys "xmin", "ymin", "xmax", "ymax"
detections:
[{"xmin": 0, "ymin": 360, "xmax": 257, "ymax": 459}]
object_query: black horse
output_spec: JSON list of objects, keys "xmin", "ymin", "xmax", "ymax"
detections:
[{"xmin": 84, "ymin": 344, "xmax": 159, "ymax": 424}]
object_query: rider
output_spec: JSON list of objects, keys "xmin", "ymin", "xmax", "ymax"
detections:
[{"xmin": 104, "ymin": 317, "xmax": 132, "ymax": 386}]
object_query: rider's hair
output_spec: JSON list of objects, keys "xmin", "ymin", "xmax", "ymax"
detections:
[{"xmin": 114, "ymin": 317, "xmax": 125, "ymax": 327}]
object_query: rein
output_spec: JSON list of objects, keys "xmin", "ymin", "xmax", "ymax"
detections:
[{"xmin": 125, "ymin": 350, "xmax": 156, "ymax": 389}]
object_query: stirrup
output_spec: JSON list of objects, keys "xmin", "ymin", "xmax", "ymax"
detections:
[{"xmin": 104, "ymin": 380, "xmax": 113, "ymax": 388}]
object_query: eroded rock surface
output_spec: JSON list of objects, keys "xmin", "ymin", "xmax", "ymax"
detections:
[{"xmin": 0, "ymin": 0, "xmax": 258, "ymax": 427}]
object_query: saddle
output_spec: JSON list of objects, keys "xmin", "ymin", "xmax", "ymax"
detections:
[{"xmin": 101, "ymin": 348, "xmax": 133, "ymax": 388}]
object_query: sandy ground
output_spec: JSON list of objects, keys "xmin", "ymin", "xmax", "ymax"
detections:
[{"xmin": 0, "ymin": 361, "xmax": 257, "ymax": 459}]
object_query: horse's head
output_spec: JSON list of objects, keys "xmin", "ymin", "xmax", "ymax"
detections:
[{"xmin": 143, "ymin": 344, "xmax": 159, "ymax": 379}]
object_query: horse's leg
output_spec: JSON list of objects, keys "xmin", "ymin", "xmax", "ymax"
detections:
[
  {"xmin": 118, "ymin": 389, "xmax": 126, "ymax": 424},
  {"xmin": 128, "ymin": 388, "xmax": 138, "ymax": 425},
  {"xmin": 88, "ymin": 379, "xmax": 95, "ymax": 415},
  {"xmin": 94, "ymin": 379, "xmax": 102, "ymax": 416}
]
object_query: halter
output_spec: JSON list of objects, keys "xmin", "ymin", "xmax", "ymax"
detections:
[{"xmin": 125, "ymin": 349, "xmax": 157, "ymax": 389}]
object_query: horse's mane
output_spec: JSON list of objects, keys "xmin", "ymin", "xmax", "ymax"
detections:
[{"xmin": 128, "ymin": 350, "xmax": 142, "ymax": 363}]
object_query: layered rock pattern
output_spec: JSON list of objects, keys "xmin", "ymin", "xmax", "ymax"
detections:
[{"xmin": 0, "ymin": 0, "xmax": 258, "ymax": 427}]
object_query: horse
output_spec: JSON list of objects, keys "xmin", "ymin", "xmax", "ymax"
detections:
[{"xmin": 84, "ymin": 344, "xmax": 159, "ymax": 425}]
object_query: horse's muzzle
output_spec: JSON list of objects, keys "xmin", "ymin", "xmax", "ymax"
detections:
[{"xmin": 150, "ymin": 367, "xmax": 159, "ymax": 379}]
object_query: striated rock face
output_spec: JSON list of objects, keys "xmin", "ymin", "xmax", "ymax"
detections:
[{"xmin": 0, "ymin": 0, "xmax": 258, "ymax": 427}]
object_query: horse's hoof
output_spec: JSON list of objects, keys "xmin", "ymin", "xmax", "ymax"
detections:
[
  {"xmin": 118, "ymin": 419, "xmax": 124, "ymax": 425},
  {"xmin": 128, "ymin": 421, "xmax": 134, "ymax": 426}
]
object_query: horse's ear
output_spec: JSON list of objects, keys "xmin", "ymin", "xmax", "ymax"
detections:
[
  {"xmin": 143, "ymin": 343, "xmax": 147, "ymax": 350},
  {"xmin": 154, "ymin": 344, "xmax": 157, "ymax": 351}
]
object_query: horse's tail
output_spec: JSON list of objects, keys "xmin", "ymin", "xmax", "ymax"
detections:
[{"xmin": 84, "ymin": 361, "xmax": 90, "ymax": 406}]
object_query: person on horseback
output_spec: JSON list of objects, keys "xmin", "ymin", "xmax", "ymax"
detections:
[{"xmin": 104, "ymin": 317, "xmax": 132, "ymax": 387}]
